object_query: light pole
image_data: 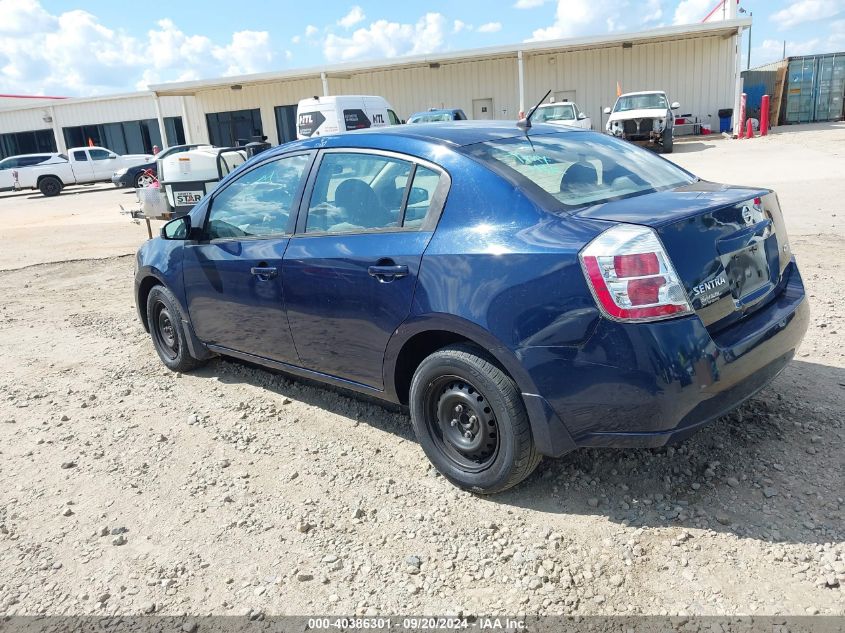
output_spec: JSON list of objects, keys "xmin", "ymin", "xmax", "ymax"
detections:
[{"xmin": 739, "ymin": 7, "xmax": 752, "ymax": 69}]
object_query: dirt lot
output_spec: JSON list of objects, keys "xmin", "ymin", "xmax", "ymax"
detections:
[{"xmin": 0, "ymin": 124, "xmax": 842, "ymax": 618}]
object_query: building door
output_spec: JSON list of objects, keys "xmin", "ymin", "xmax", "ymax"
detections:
[
  {"xmin": 554, "ymin": 90, "xmax": 577, "ymax": 103},
  {"xmin": 472, "ymin": 98, "xmax": 494, "ymax": 120},
  {"xmin": 274, "ymin": 105, "xmax": 298, "ymax": 144}
]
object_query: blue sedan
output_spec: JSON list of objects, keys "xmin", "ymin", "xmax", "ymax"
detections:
[{"xmin": 134, "ymin": 122, "xmax": 808, "ymax": 493}]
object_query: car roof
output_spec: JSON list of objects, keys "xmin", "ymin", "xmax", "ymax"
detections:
[
  {"xmin": 618, "ymin": 91, "xmax": 667, "ymax": 96},
  {"xmin": 291, "ymin": 120, "xmax": 583, "ymax": 150},
  {"xmin": 410, "ymin": 108, "xmax": 462, "ymax": 116}
]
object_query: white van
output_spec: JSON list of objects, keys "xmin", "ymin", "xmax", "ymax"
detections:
[{"xmin": 296, "ymin": 95, "xmax": 401, "ymax": 139}]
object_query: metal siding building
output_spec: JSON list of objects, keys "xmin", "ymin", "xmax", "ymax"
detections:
[
  {"xmin": 0, "ymin": 18, "xmax": 749, "ymax": 156},
  {"xmin": 0, "ymin": 92, "xmax": 187, "ymax": 158},
  {"xmin": 153, "ymin": 19, "xmax": 749, "ymax": 145}
]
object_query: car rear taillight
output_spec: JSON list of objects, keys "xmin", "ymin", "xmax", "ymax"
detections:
[{"xmin": 579, "ymin": 224, "xmax": 692, "ymax": 322}]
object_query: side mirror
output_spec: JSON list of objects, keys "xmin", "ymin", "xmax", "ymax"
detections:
[
  {"xmin": 671, "ymin": 102, "xmax": 680, "ymax": 110},
  {"xmin": 577, "ymin": 112, "xmax": 587, "ymax": 120},
  {"xmin": 603, "ymin": 107, "xmax": 612, "ymax": 114},
  {"xmin": 108, "ymin": 153, "xmax": 118, "ymax": 159},
  {"xmin": 161, "ymin": 215, "xmax": 191, "ymax": 240}
]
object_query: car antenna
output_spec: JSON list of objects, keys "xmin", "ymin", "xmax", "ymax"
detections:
[{"xmin": 517, "ymin": 89, "xmax": 552, "ymax": 131}]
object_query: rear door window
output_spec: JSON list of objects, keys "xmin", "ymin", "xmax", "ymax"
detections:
[
  {"xmin": 72, "ymin": 150, "xmax": 88, "ymax": 161},
  {"xmin": 403, "ymin": 166, "xmax": 440, "ymax": 229},
  {"xmin": 305, "ymin": 153, "xmax": 412, "ymax": 234}
]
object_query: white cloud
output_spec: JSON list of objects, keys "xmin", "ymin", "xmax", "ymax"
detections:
[
  {"xmin": 673, "ymin": 0, "xmax": 716, "ymax": 24},
  {"xmin": 0, "ymin": 0, "xmax": 56, "ymax": 34},
  {"xmin": 771, "ymin": 0, "xmax": 844, "ymax": 29},
  {"xmin": 305, "ymin": 25, "xmax": 319, "ymax": 37},
  {"xmin": 529, "ymin": 0, "xmax": 626, "ymax": 41},
  {"xmin": 477, "ymin": 21, "xmax": 502, "ymax": 33},
  {"xmin": 0, "ymin": 1, "xmax": 276, "ymax": 96},
  {"xmin": 338, "ymin": 6, "xmax": 366, "ymax": 29},
  {"xmin": 642, "ymin": 0, "xmax": 663, "ymax": 23},
  {"xmin": 452, "ymin": 19, "xmax": 472, "ymax": 33},
  {"xmin": 513, "ymin": 0, "xmax": 550, "ymax": 8},
  {"xmin": 291, "ymin": 34, "xmax": 301, "ymax": 44},
  {"xmin": 323, "ymin": 13, "xmax": 447, "ymax": 62}
]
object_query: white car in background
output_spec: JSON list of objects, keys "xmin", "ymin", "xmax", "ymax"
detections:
[
  {"xmin": 1, "ymin": 146, "xmax": 152, "ymax": 196},
  {"xmin": 530, "ymin": 101, "xmax": 592, "ymax": 130},
  {"xmin": 604, "ymin": 90, "xmax": 680, "ymax": 153}
]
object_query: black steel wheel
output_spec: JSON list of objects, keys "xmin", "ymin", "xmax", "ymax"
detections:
[
  {"xmin": 151, "ymin": 300, "xmax": 179, "ymax": 361},
  {"xmin": 409, "ymin": 344, "xmax": 541, "ymax": 494},
  {"xmin": 424, "ymin": 376, "xmax": 500, "ymax": 472},
  {"xmin": 145, "ymin": 285, "xmax": 204, "ymax": 372}
]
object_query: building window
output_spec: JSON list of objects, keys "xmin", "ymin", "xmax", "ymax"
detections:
[
  {"xmin": 164, "ymin": 117, "xmax": 186, "ymax": 146},
  {"xmin": 0, "ymin": 129, "xmax": 57, "ymax": 160},
  {"xmin": 62, "ymin": 119, "xmax": 163, "ymax": 155},
  {"xmin": 206, "ymin": 109, "xmax": 263, "ymax": 147},
  {"xmin": 274, "ymin": 105, "xmax": 297, "ymax": 144}
]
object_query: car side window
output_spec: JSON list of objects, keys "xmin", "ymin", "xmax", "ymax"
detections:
[
  {"xmin": 403, "ymin": 166, "xmax": 441, "ymax": 228},
  {"xmin": 388, "ymin": 109, "xmax": 401, "ymax": 125},
  {"xmin": 305, "ymin": 153, "xmax": 413, "ymax": 234},
  {"xmin": 90, "ymin": 149, "xmax": 111, "ymax": 160},
  {"xmin": 73, "ymin": 150, "xmax": 88, "ymax": 161},
  {"xmin": 206, "ymin": 154, "xmax": 310, "ymax": 240}
]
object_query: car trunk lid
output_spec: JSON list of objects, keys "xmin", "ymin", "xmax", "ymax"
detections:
[{"xmin": 574, "ymin": 181, "xmax": 791, "ymax": 329}]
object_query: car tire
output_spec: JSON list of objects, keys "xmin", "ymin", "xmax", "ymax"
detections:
[
  {"xmin": 409, "ymin": 344, "xmax": 541, "ymax": 494},
  {"xmin": 135, "ymin": 171, "xmax": 155, "ymax": 188},
  {"xmin": 662, "ymin": 128, "xmax": 674, "ymax": 153},
  {"xmin": 146, "ymin": 285, "xmax": 205, "ymax": 373},
  {"xmin": 38, "ymin": 176, "xmax": 63, "ymax": 197}
]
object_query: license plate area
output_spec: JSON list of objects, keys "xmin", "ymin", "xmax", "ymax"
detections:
[{"xmin": 724, "ymin": 243, "xmax": 770, "ymax": 300}]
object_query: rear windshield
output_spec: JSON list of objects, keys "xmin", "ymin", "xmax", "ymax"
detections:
[{"xmin": 468, "ymin": 132, "xmax": 694, "ymax": 208}]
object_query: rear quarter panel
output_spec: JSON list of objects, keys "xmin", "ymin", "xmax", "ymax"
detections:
[{"xmin": 399, "ymin": 150, "xmax": 609, "ymax": 395}]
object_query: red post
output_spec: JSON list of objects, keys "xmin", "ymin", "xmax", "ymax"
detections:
[
  {"xmin": 738, "ymin": 93, "xmax": 747, "ymax": 138},
  {"xmin": 746, "ymin": 118, "xmax": 754, "ymax": 139},
  {"xmin": 760, "ymin": 94, "xmax": 770, "ymax": 136}
]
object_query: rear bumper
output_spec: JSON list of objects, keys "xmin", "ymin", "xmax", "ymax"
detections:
[{"xmin": 523, "ymin": 259, "xmax": 808, "ymax": 456}]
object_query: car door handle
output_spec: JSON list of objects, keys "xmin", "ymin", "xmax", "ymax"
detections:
[
  {"xmin": 367, "ymin": 264, "xmax": 409, "ymax": 282},
  {"xmin": 250, "ymin": 266, "xmax": 278, "ymax": 280}
]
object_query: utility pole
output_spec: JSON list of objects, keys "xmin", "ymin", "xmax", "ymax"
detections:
[
  {"xmin": 747, "ymin": 12, "xmax": 752, "ymax": 69},
  {"xmin": 739, "ymin": 7, "xmax": 752, "ymax": 69}
]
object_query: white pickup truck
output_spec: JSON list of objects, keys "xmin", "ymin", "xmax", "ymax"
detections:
[{"xmin": 1, "ymin": 146, "xmax": 153, "ymax": 197}]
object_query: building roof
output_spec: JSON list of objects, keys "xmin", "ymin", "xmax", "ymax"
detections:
[
  {"xmin": 150, "ymin": 18, "xmax": 751, "ymax": 97},
  {"xmin": 0, "ymin": 94, "xmax": 67, "ymax": 100}
]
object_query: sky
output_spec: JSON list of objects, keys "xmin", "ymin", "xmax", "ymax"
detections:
[{"xmin": 1, "ymin": 0, "xmax": 844, "ymax": 97}]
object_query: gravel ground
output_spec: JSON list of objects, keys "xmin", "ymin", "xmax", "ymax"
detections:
[{"xmin": 0, "ymin": 125, "xmax": 843, "ymax": 618}]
